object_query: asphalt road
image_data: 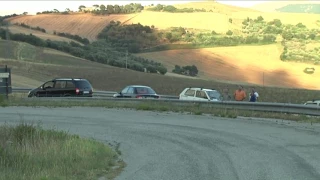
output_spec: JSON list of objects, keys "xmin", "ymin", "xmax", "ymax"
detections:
[{"xmin": 1, "ymin": 107, "xmax": 320, "ymax": 180}]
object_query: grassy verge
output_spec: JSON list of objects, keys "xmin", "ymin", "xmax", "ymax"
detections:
[
  {"xmin": 2, "ymin": 95, "xmax": 319, "ymax": 124},
  {"xmin": 0, "ymin": 122, "xmax": 125, "ymax": 180}
]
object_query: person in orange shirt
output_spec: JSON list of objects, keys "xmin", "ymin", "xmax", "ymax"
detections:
[{"xmin": 234, "ymin": 86, "xmax": 246, "ymax": 101}]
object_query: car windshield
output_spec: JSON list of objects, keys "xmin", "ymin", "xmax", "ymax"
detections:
[
  {"xmin": 136, "ymin": 87, "xmax": 156, "ymax": 94},
  {"xmin": 206, "ymin": 91, "xmax": 221, "ymax": 99}
]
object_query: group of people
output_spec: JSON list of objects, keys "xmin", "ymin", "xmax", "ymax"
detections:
[{"xmin": 222, "ymin": 85, "xmax": 259, "ymax": 102}]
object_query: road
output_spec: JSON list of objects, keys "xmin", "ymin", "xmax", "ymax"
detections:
[{"xmin": 1, "ymin": 107, "xmax": 320, "ymax": 180}]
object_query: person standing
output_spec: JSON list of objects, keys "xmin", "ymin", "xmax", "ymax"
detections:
[
  {"xmin": 234, "ymin": 86, "xmax": 246, "ymax": 101},
  {"xmin": 249, "ymin": 89, "xmax": 257, "ymax": 102},
  {"xmin": 251, "ymin": 87, "xmax": 259, "ymax": 101}
]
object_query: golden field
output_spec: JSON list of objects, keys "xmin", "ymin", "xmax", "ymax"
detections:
[
  {"xmin": 137, "ymin": 44, "xmax": 320, "ymax": 90},
  {"xmin": 7, "ymin": 13, "xmax": 136, "ymax": 42}
]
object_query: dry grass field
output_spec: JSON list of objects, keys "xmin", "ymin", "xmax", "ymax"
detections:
[
  {"xmin": 137, "ymin": 44, "xmax": 320, "ymax": 90},
  {"xmin": 4, "ymin": 25, "xmax": 83, "ymax": 44},
  {"xmin": 7, "ymin": 13, "xmax": 137, "ymax": 42}
]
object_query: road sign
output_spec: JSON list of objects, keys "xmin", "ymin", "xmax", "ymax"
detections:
[{"xmin": 0, "ymin": 72, "xmax": 9, "ymax": 78}]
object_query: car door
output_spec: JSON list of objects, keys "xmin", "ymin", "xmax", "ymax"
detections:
[
  {"xmin": 195, "ymin": 90, "xmax": 209, "ymax": 101},
  {"xmin": 38, "ymin": 81, "xmax": 55, "ymax": 97},
  {"xmin": 118, "ymin": 86, "xmax": 129, "ymax": 98},
  {"xmin": 125, "ymin": 87, "xmax": 135, "ymax": 98},
  {"xmin": 180, "ymin": 89, "xmax": 195, "ymax": 101},
  {"xmin": 52, "ymin": 80, "xmax": 66, "ymax": 97}
]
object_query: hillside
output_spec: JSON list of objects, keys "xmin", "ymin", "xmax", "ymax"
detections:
[
  {"xmin": 2, "ymin": 39, "xmax": 319, "ymax": 103},
  {"xmin": 2, "ymin": 1, "xmax": 320, "ymax": 92},
  {"xmin": 6, "ymin": 13, "xmax": 136, "ymax": 42},
  {"xmin": 3, "ymin": 25, "xmax": 83, "ymax": 44},
  {"xmin": 5, "ymin": 2, "xmax": 320, "ymax": 40},
  {"xmin": 276, "ymin": 4, "xmax": 320, "ymax": 14},
  {"xmin": 251, "ymin": 1, "xmax": 320, "ymax": 12},
  {"xmin": 137, "ymin": 44, "xmax": 320, "ymax": 90}
]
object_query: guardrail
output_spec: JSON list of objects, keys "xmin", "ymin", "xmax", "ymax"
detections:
[
  {"xmin": 21, "ymin": 97, "xmax": 320, "ymax": 116},
  {"xmin": 11, "ymin": 88, "xmax": 179, "ymax": 99}
]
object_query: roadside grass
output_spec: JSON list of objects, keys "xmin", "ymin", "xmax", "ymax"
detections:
[
  {"xmin": 3, "ymin": 95, "xmax": 320, "ymax": 123},
  {"xmin": 0, "ymin": 122, "xmax": 125, "ymax": 180}
]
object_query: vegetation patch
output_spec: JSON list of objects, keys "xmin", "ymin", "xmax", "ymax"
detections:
[
  {"xmin": 147, "ymin": 4, "xmax": 206, "ymax": 13},
  {"xmin": 3, "ymin": 97, "xmax": 320, "ymax": 123},
  {"xmin": 0, "ymin": 122, "xmax": 124, "ymax": 180}
]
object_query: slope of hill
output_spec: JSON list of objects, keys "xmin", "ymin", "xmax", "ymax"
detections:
[
  {"xmin": 276, "ymin": 4, "xmax": 320, "ymax": 14},
  {"xmin": 0, "ymin": 39, "xmax": 285, "ymax": 99},
  {"xmin": 137, "ymin": 44, "xmax": 320, "ymax": 90},
  {"xmin": 6, "ymin": 13, "xmax": 136, "ymax": 42},
  {"xmin": 172, "ymin": 1, "xmax": 258, "ymax": 14},
  {"xmin": 251, "ymin": 1, "xmax": 320, "ymax": 12},
  {"xmin": 3, "ymin": 25, "xmax": 83, "ymax": 44},
  {"xmin": 5, "ymin": 1, "xmax": 320, "ymax": 41}
]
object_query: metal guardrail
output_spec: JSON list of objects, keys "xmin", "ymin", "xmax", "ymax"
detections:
[
  {"xmin": 11, "ymin": 88, "xmax": 179, "ymax": 99},
  {"xmin": 20, "ymin": 96, "xmax": 320, "ymax": 116},
  {"xmin": 11, "ymin": 87, "xmax": 320, "ymax": 116}
]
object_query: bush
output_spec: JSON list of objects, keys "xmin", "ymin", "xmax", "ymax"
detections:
[{"xmin": 226, "ymin": 30, "xmax": 233, "ymax": 36}]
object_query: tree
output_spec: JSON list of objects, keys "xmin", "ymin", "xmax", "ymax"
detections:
[
  {"xmin": 114, "ymin": 5, "xmax": 121, "ymax": 13},
  {"xmin": 22, "ymin": 12, "xmax": 28, "ymax": 15},
  {"xmin": 107, "ymin": 5, "xmax": 114, "ymax": 14},
  {"xmin": 256, "ymin": 15, "xmax": 264, "ymax": 22},
  {"xmin": 78, "ymin": 5, "xmax": 86, "ymax": 12},
  {"xmin": 226, "ymin": 30, "xmax": 233, "ymax": 36},
  {"xmin": 93, "ymin": 4, "xmax": 99, "ymax": 8},
  {"xmin": 100, "ymin": 4, "xmax": 106, "ymax": 11},
  {"xmin": 309, "ymin": 33, "xmax": 316, "ymax": 40},
  {"xmin": 229, "ymin": 18, "xmax": 232, "ymax": 23}
]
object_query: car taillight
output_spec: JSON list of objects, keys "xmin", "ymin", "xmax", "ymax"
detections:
[
  {"xmin": 75, "ymin": 88, "xmax": 80, "ymax": 94},
  {"xmin": 136, "ymin": 95, "xmax": 142, "ymax": 99}
]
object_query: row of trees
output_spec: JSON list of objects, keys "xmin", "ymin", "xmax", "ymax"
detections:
[
  {"xmin": 0, "ymin": 28, "xmax": 167, "ymax": 75},
  {"xmin": 80, "ymin": 3, "xmax": 144, "ymax": 14},
  {"xmin": 172, "ymin": 65, "xmax": 199, "ymax": 76},
  {"xmin": 148, "ymin": 4, "xmax": 206, "ymax": 13},
  {"xmin": 54, "ymin": 32, "xmax": 90, "ymax": 45},
  {"xmin": 14, "ymin": 23, "xmax": 46, "ymax": 33}
]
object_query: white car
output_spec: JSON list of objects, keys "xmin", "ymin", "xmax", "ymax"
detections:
[
  {"xmin": 179, "ymin": 87, "xmax": 222, "ymax": 102},
  {"xmin": 304, "ymin": 100, "xmax": 320, "ymax": 106}
]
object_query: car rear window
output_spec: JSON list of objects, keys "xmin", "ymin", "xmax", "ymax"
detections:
[
  {"xmin": 136, "ymin": 87, "xmax": 156, "ymax": 94},
  {"xmin": 74, "ymin": 80, "xmax": 92, "ymax": 89}
]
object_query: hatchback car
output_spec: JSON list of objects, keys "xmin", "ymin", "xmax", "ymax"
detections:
[
  {"xmin": 113, "ymin": 85, "xmax": 160, "ymax": 99},
  {"xmin": 304, "ymin": 100, "xmax": 320, "ymax": 106},
  {"xmin": 179, "ymin": 87, "xmax": 222, "ymax": 102},
  {"xmin": 28, "ymin": 78, "xmax": 93, "ymax": 97}
]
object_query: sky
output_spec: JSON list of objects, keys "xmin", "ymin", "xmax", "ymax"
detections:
[{"xmin": 0, "ymin": 1, "xmax": 268, "ymax": 16}]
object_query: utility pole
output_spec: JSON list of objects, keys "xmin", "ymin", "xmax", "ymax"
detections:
[{"xmin": 126, "ymin": 49, "xmax": 128, "ymax": 69}]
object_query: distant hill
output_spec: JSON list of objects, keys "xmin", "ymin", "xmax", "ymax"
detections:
[
  {"xmin": 251, "ymin": 1, "xmax": 320, "ymax": 12},
  {"xmin": 276, "ymin": 4, "xmax": 320, "ymax": 14}
]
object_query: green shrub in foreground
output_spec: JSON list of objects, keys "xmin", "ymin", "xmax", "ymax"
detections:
[{"xmin": 0, "ymin": 122, "xmax": 120, "ymax": 180}]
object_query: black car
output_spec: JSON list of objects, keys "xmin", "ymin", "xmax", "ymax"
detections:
[
  {"xmin": 113, "ymin": 85, "xmax": 160, "ymax": 99},
  {"xmin": 28, "ymin": 78, "xmax": 93, "ymax": 97}
]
